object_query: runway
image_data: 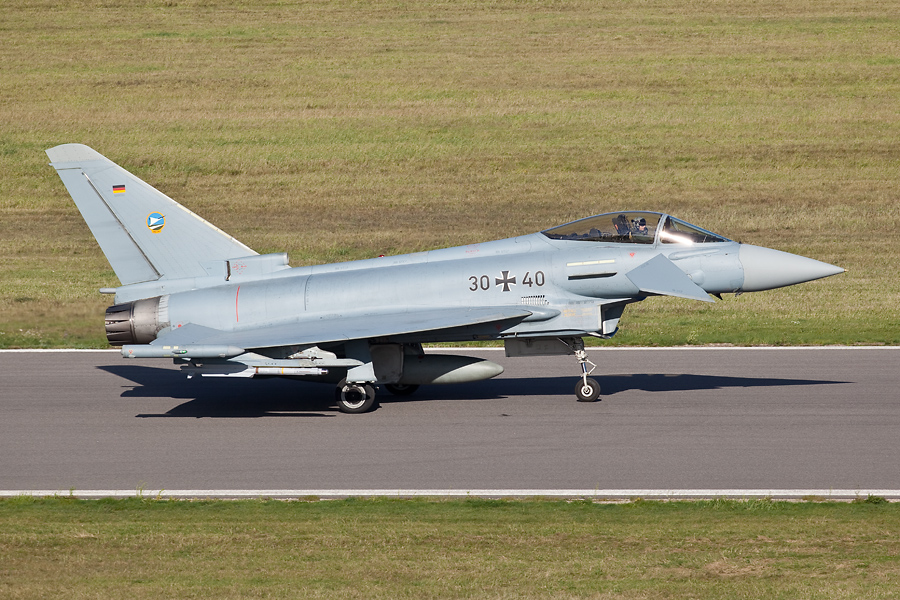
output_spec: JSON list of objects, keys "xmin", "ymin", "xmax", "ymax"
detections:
[{"xmin": 1, "ymin": 347, "xmax": 898, "ymax": 497}]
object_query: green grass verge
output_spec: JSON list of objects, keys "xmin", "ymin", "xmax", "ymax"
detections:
[
  {"xmin": 2, "ymin": 497, "xmax": 899, "ymax": 599},
  {"xmin": 1, "ymin": 1, "xmax": 898, "ymax": 347}
]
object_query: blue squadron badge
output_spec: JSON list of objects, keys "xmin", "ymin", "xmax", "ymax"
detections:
[{"xmin": 147, "ymin": 212, "xmax": 165, "ymax": 234}]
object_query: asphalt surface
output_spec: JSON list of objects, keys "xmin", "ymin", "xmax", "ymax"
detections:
[{"xmin": 0, "ymin": 348, "xmax": 897, "ymax": 492}]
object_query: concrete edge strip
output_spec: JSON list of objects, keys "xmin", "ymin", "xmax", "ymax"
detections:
[
  {"xmin": 2, "ymin": 489, "xmax": 899, "ymax": 500},
  {"xmin": 0, "ymin": 349, "xmax": 120, "ymax": 353}
]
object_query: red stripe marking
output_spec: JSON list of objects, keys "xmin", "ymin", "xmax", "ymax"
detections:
[{"xmin": 235, "ymin": 286, "xmax": 240, "ymax": 322}]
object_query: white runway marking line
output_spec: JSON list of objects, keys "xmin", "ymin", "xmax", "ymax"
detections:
[
  {"xmin": 2, "ymin": 346, "xmax": 898, "ymax": 353},
  {"xmin": 2, "ymin": 490, "xmax": 899, "ymax": 500}
]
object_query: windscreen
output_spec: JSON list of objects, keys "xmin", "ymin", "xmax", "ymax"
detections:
[{"xmin": 659, "ymin": 216, "xmax": 730, "ymax": 244}]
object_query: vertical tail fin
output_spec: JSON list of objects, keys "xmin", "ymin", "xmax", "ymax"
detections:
[{"xmin": 47, "ymin": 144, "xmax": 257, "ymax": 285}]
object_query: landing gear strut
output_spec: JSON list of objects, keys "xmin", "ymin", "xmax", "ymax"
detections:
[
  {"xmin": 335, "ymin": 379, "xmax": 378, "ymax": 413},
  {"xmin": 572, "ymin": 338, "xmax": 601, "ymax": 402}
]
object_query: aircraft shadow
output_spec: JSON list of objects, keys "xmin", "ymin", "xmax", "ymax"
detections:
[
  {"xmin": 405, "ymin": 372, "xmax": 847, "ymax": 401},
  {"xmin": 99, "ymin": 365, "xmax": 848, "ymax": 418},
  {"xmin": 100, "ymin": 365, "xmax": 335, "ymax": 418}
]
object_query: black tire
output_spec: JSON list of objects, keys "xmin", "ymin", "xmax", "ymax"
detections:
[
  {"xmin": 335, "ymin": 380, "xmax": 377, "ymax": 413},
  {"xmin": 575, "ymin": 377, "xmax": 601, "ymax": 402},
  {"xmin": 384, "ymin": 383, "xmax": 420, "ymax": 396}
]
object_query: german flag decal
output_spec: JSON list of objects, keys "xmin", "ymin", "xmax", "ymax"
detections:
[{"xmin": 112, "ymin": 184, "xmax": 126, "ymax": 194}]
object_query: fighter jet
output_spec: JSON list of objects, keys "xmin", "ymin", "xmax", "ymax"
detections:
[{"xmin": 47, "ymin": 144, "xmax": 843, "ymax": 413}]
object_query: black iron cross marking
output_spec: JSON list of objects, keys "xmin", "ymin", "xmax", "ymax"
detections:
[{"xmin": 495, "ymin": 270, "xmax": 516, "ymax": 292}]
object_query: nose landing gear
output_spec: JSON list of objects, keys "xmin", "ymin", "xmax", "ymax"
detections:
[
  {"xmin": 573, "ymin": 338, "xmax": 601, "ymax": 402},
  {"xmin": 575, "ymin": 376, "xmax": 601, "ymax": 402}
]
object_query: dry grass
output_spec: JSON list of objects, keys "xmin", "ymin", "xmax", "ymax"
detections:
[
  {"xmin": 2, "ymin": 497, "xmax": 900, "ymax": 599},
  {"xmin": 1, "ymin": 1, "xmax": 898, "ymax": 346}
]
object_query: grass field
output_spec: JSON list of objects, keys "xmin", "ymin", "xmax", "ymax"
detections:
[
  {"xmin": 1, "ymin": 0, "xmax": 898, "ymax": 348},
  {"xmin": 2, "ymin": 496, "xmax": 899, "ymax": 599}
]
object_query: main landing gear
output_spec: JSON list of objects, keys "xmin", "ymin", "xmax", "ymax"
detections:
[
  {"xmin": 334, "ymin": 381, "xmax": 421, "ymax": 413},
  {"xmin": 384, "ymin": 383, "xmax": 419, "ymax": 396},
  {"xmin": 335, "ymin": 379, "xmax": 377, "ymax": 414},
  {"xmin": 572, "ymin": 338, "xmax": 601, "ymax": 403}
]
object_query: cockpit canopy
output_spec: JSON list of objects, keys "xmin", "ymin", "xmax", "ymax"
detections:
[{"xmin": 541, "ymin": 211, "xmax": 730, "ymax": 245}]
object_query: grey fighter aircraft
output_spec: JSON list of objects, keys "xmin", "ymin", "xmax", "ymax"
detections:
[{"xmin": 47, "ymin": 144, "xmax": 843, "ymax": 413}]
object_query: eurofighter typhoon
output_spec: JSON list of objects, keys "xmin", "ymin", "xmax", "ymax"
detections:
[{"xmin": 47, "ymin": 144, "xmax": 843, "ymax": 413}]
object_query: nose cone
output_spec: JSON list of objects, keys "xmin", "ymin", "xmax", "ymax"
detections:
[{"xmin": 739, "ymin": 244, "xmax": 843, "ymax": 292}]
